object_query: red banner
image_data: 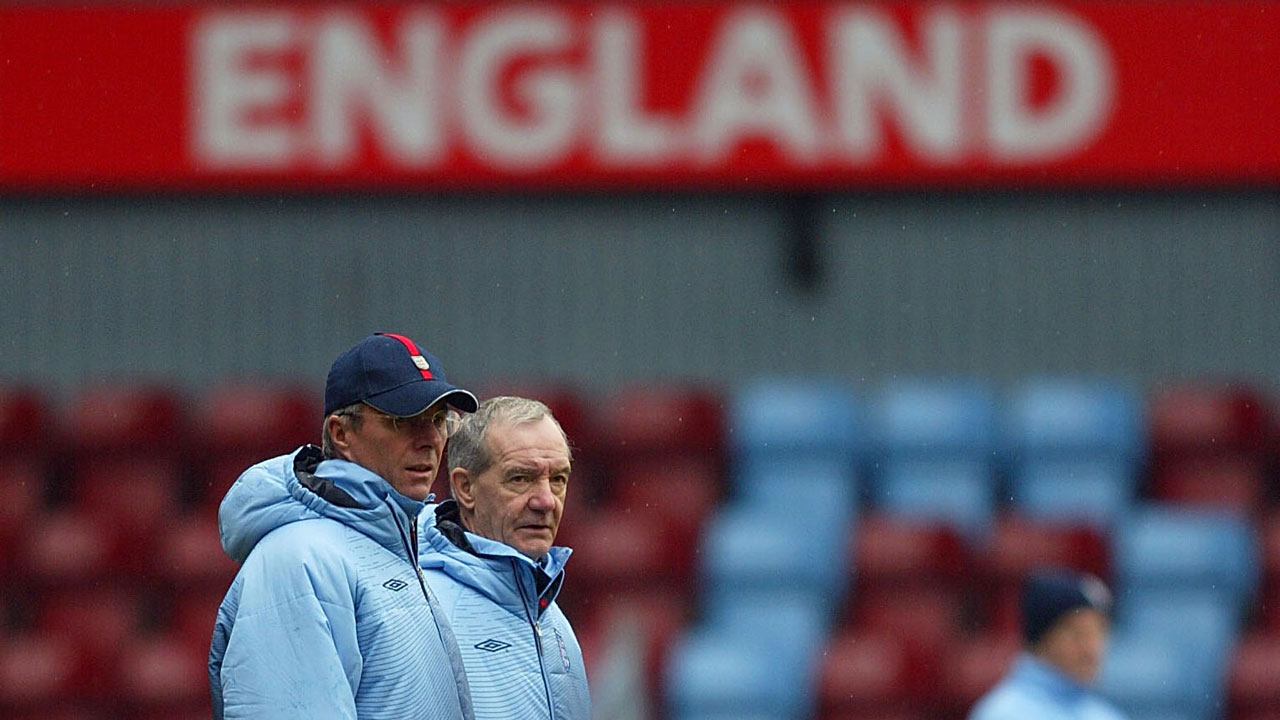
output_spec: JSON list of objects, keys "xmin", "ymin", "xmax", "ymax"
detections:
[{"xmin": 0, "ymin": 1, "xmax": 1276, "ymax": 191}]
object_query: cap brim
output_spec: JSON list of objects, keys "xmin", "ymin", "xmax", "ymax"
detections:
[{"xmin": 363, "ymin": 380, "xmax": 479, "ymax": 417}]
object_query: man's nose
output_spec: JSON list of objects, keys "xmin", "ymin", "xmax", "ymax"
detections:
[{"xmin": 527, "ymin": 479, "xmax": 557, "ymax": 510}]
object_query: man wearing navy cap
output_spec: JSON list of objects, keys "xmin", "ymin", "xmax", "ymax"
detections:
[
  {"xmin": 969, "ymin": 568, "xmax": 1129, "ymax": 720},
  {"xmin": 210, "ymin": 333, "xmax": 479, "ymax": 719}
]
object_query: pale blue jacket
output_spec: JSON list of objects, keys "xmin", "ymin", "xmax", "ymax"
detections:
[
  {"xmin": 969, "ymin": 654, "xmax": 1128, "ymax": 720},
  {"xmin": 419, "ymin": 501, "xmax": 591, "ymax": 720},
  {"xmin": 209, "ymin": 446, "xmax": 474, "ymax": 720}
]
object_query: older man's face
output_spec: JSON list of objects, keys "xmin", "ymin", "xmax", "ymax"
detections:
[
  {"xmin": 460, "ymin": 416, "xmax": 570, "ymax": 560},
  {"xmin": 1035, "ymin": 608, "xmax": 1110, "ymax": 685}
]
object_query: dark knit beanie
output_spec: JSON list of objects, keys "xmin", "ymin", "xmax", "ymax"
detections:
[{"xmin": 1022, "ymin": 568, "xmax": 1113, "ymax": 645}]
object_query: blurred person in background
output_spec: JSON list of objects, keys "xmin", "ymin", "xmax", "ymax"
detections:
[
  {"xmin": 969, "ymin": 568, "xmax": 1128, "ymax": 720},
  {"xmin": 209, "ymin": 333, "xmax": 478, "ymax": 720},
  {"xmin": 417, "ymin": 396, "xmax": 590, "ymax": 719}
]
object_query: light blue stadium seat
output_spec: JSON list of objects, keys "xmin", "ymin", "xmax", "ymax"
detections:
[
  {"xmin": 872, "ymin": 378, "xmax": 997, "ymax": 459},
  {"xmin": 700, "ymin": 503, "xmax": 852, "ymax": 612},
  {"xmin": 665, "ymin": 598, "xmax": 825, "ymax": 718},
  {"xmin": 730, "ymin": 377, "xmax": 862, "ymax": 470},
  {"xmin": 734, "ymin": 457, "xmax": 858, "ymax": 516},
  {"xmin": 1097, "ymin": 628, "xmax": 1224, "ymax": 720},
  {"xmin": 871, "ymin": 458, "xmax": 995, "ymax": 537},
  {"xmin": 1003, "ymin": 377, "xmax": 1144, "ymax": 462},
  {"xmin": 1112, "ymin": 504, "xmax": 1260, "ymax": 608},
  {"xmin": 1009, "ymin": 458, "xmax": 1135, "ymax": 528}
]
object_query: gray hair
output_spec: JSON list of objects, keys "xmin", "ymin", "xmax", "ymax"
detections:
[
  {"xmin": 321, "ymin": 402, "xmax": 364, "ymax": 459},
  {"xmin": 448, "ymin": 396, "xmax": 571, "ymax": 476}
]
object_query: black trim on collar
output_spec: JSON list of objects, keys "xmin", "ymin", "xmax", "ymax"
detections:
[
  {"xmin": 294, "ymin": 445, "xmax": 362, "ymax": 509},
  {"xmin": 434, "ymin": 499, "xmax": 477, "ymax": 553}
]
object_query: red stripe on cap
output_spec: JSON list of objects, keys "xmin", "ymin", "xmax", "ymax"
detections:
[{"xmin": 379, "ymin": 333, "xmax": 433, "ymax": 380}]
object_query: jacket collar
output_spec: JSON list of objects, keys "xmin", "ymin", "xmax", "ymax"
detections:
[
  {"xmin": 1009, "ymin": 652, "xmax": 1091, "ymax": 704},
  {"xmin": 420, "ymin": 500, "xmax": 571, "ymax": 618}
]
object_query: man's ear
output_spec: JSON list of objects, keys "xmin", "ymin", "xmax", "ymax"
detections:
[
  {"xmin": 327, "ymin": 414, "xmax": 352, "ymax": 456},
  {"xmin": 450, "ymin": 467, "xmax": 476, "ymax": 510}
]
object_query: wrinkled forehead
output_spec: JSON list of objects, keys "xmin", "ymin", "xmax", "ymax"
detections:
[{"xmin": 487, "ymin": 416, "xmax": 572, "ymax": 467}]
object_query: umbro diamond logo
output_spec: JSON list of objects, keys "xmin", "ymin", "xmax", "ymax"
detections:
[
  {"xmin": 382, "ymin": 579, "xmax": 408, "ymax": 592},
  {"xmin": 474, "ymin": 639, "xmax": 512, "ymax": 653}
]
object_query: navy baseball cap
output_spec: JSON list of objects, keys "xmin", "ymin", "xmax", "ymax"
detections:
[
  {"xmin": 324, "ymin": 333, "xmax": 478, "ymax": 417},
  {"xmin": 1022, "ymin": 568, "xmax": 1112, "ymax": 645}
]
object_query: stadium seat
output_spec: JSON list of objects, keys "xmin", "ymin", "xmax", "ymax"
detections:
[
  {"xmin": 0, "ymin": 386, "xmax": 49, "ymax": 455},
  {"xmin": 70, "ymin": 456, "xmax": 182, "ymax": 538},
  {"xmin": 936, "ymin": 630, "xmax": 1020, "ymax": 718},
  {"xmin": 733, "ymin": 455, "xmax": 858, "ymax": 514},
  {"xmin": 0, "ymin": 631, "xmax": 85, "ymax": 711},
  {"xmin": 871, "ymin": 459, "xmax": 995, "ymax": 537},
  {"xmin": 32, "ymin": 589, "xmax": 142, "ymax": 700},
  {"xmin": 729, "ymin": 377, "xmax": 862, "ymax": 474},
  {"xmin": 1008, "ymin": 458, "xmax": 1135, "ymax": 528},
  {"xmin": 597, "ymin": 384, "xmax": 724, "ymax": 461},
  {"xmin": 1002, "ymin": 377, "xmax": 1144, "ymax": 461},
  {"xmin": 153, "ymin": 513, "xmax": 238, "ymax": 591},
  {"xmin": 1097, "ymin": 629, "xmax": 1225, "ymax": 720},
  {"xmin": 1147, "ymin": 382, "xmax": 1270, "ymax": 459},
  {"xmin": 817, "ymin": 628, "xmax": 936, "ymax": 715},
  {"xmin": 0, "ymin": 458, "xmax": 47, "ymax": 576},
  {"xmin": 853, "ymin": 514, "xmax": 969, "ymax": 590},
  {"xmin": 192, "ymin": 383, "xmax": 317, "ymax": 507},
  {"xmin": 1112, "ymin": 504, "xmax": 1260, "ymax": 611},
  {"xmin": 610, "ymin": 455, "xmax": 722, "ymax": 535},
  {"xmin": 666, "ymin": 598, "xmax": 825, "ymax": 719},
  {"xmin": 1149, "ymin": 456, "xmax": 1266, "ymax": 515},
  {"xmin": 984, "ymin": 515, "xmax": 1109, "ymax": 583},
  {"xmin": 63, "ymin": 384, "xmax": 185, "ymax": 455},
  {"xmin": 848, "ymin": 585, "xmax": 964, "ymax": 659},
  {"xmin": 168, "ymin": 588, "xmax": 227, "ymax": 650},
  {"xmin": 17, "ymin": 509, "xmax": 121, "ymax": 587},
  {"xmin": 871, "ymin": 378, "xmax": 997, "ymax": 459},
  {"xmin": 700, "ymin": 503, "xmax": 852, "ymax": 614},
  {"xmin": 114, "ymin": 632, "xmax": 212, "ymax": 712},
  {"xmin": 1228, "ymin": 632, "xmax": 1280, "ymax": 715},
  {"xmin": 561, "ymin": 504, "xmax": 693, "ymax": 599}
]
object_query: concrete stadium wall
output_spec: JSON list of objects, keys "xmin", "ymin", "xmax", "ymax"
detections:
[{"xmin": 1, "ymin": 192, "xmax": 1276, "ymax": 396}]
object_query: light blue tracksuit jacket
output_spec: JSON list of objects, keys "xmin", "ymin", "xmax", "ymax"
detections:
[
  {"xmin": 208, "ymin": 446, "xmax": 474, "ymax": 720},
  {"xmin": 969, "ymin": 654, "xmax": 1128, "ymax": 720},
  {"xmin": 418, "ymin": 500, "xmax": 591, "ymax": 720}
]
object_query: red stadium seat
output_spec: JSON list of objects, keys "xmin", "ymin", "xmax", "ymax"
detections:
[
  {"xmin": 849, "ymin": 585, "xmax": 964, "ymax": 659},
  {"xmin": 1229, "ymin": 633, "xmax": 1280, "ymax": 714},
  {"xmin": 559, "ymin": 505, "xmax": 694, "ymax": 603},
  {"xmin": 0, "ymin": 386, "xmax": 50, "ymax": 455},
  {"xmin": 1150, "ymin": 457, "xmax": 1266, "ymax": 515},
  {"xmin": 819, "ymin": 712, "xmax": 924, "ymax": 720},
  {"xmin": 196, "ymin": 382, "xmax": 317, "ymax": 456},
  {"xmin": 854, "ymin": 514, "xmax": 970, "ymax": 590},
  {"xmin": 937, "ymin": 630, "xmax": 1021, "ymax": 718},
  {"xmin": 596, "ymin": 385, "xmax": 725, "ymax": 463},
  {"xmin": 1148, "ymin": 383, "xmax": 1270, "ymax": 459},
  {"xmin": 33, "ymin": 589, "xmax": 142, "ymax": 700},
  {"xmin": 71, "ymin": 456, "xmax": 182, "ymax": 537},
  {"xmin": 169, "ymin": 588, "xmax": 227, "ymax": 649},
  {"xmin": 154, "ymin": 514, "xmax": 237, "ymax": 591},
  {"xmin": 64, "ymin": 384, "xmax": 185, "ymax": 455},
  {"xmin": 17, "ymin": 510, "xmax": 122, "ymax": 587},
  {"xmin": 817, "ymin": 629, "xmax": 936, "ymax": 715},
  {"xmin": 985, "ymin": 514, "xmax": 1109, "ymax": 583},
  {"xmin": 609, "ymin": 456, "xmax": 722, "ymax": 535},
  {"xmin": 0, "ymin": 458, "xmax": 48, "ymax": 575},
  {"xmin": 0, "ymin": 631, "xmax": 85, "ymax": 711},
  {"xmin": 114, "ymin": 633, "xmax": 211, "ymax": 712}
]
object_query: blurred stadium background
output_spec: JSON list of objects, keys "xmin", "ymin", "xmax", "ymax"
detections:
[{"xmin": 1, "ymin": 1, "xmax": 1279, "ymax": 720}]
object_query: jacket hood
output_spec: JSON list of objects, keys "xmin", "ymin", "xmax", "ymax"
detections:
[
  {"xmin": 418, "ymin": 500, "xmax": 572, "ymax": 617},
  {"xmin": 219, "ymin": 445, "xmax": 428, "ymax": 563}
]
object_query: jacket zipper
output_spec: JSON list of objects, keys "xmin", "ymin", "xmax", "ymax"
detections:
[{"xmin": 513, "ymin": 558, "xmax": 556, "ymax": 720}]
